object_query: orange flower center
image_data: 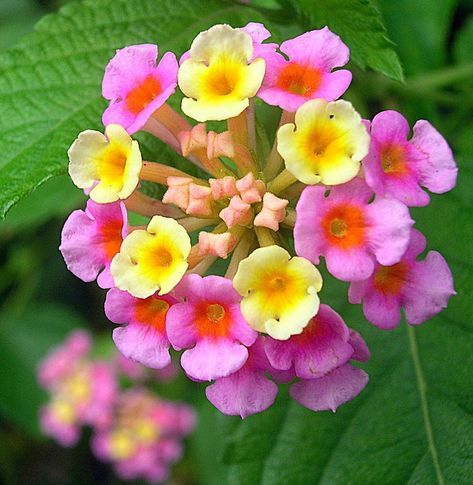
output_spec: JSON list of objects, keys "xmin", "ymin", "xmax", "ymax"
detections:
[
  {"xmin": 373, "ymin": 261, "xmax": 409, "ymax": 295},
  {"xmin": 322, "ymin": 204, "xmax": 366, "ymax": 249},
  {"xmin": 134, "ymin": 297, "xmax": 170, "ymax": 332},
  {"xmin": 276, "ymin": 62, "xmax": 322, "ymax": 96},
  {"xmin": 100, "ymin": 219, "xmax": 123, "ymax": 259},
  {"xmin": 151, "ymin": 247, "xmax": 173, "ymax": 268},
  {"xmin": 195, "ymin": 302, "xmax": 232, "ymax": 338},
  {"xmin": 125, "ymin": 75, "xmax": 162, "ymax": 115},
  {"xmin": 380, "ymin": 143, "xmax": 408, "ymax": 176}
]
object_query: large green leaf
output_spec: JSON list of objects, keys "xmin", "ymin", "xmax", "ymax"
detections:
[
  {"xmin": 0, "ymin": 0, "xmax": 269, "ymax": 219},
  {"xmin": 377, "ymin": 0, "xmax": 457, "ymax": 75},
  {"xmin": 218, "ymin": 160, "xmax": 472, "ymax": 483},
  {"xmin": 285, "ymin": 0, "xmax": 404, "ymax": 81}
]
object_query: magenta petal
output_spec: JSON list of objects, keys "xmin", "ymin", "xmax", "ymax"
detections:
[
  {"xmin": 165, "ymin": 302, "xmax": 198, "ymax": 350},
  {"xmin": 362, "ymin": 289, "xmax": 402, "ymax": 329},
  {"xmin": 329, "ymin": 177, "xmax": 373, "ymax": 204},
  {"xmin": 104, "ymin": 288, "xmax": 135, "ymax": 323},
  {"xmin": 113, "ymin": 323, "xmax": 171, "ymax": 369},
  {"xmin": 181, "ymin": 339, "xmax": 248, "ymax": 381},
  {"xmin": 228, "ymin": 306, "xmax": 258, "ymax": 347},
  {"xmin": 102, "ymin": 44, "xmax": 158, "ymax": 99},
  {"xmin": 366, "ymin": 197, "xmax": 413, "ymax": 266},
  {"xmin": 264, "ymin": 304, "xmax": 353, "ymax": 379},
  {"xmin": 290, "ymin": 364, "xmax": 369, "ymax": 412},
  {"xmin": 325, "ymin": 245, "xmax": 375, "ymax": 281},
  {"xmin": 348, "ymin": 330, "xmax": 370, "ymax": 362},
  {"xmin": 412, "ymin": 120, "xmax": 458, "ymax": 194},
  {"xmin": 280, "ymin": 27, "xmax": 350, "ymax": 69},
  {"xmin": 404, "ymin": 251, "xmax": 456, "ymax": 325},
  {"xmin": 206, "ymin": 366, "xmax": 278, "ymax": 418},
  {"xmin": 316, "ymin": 69, "xmax": 352, "ymax": 101},
  {"xmin": 371, "ymin": 110, "xmax": 410, "ymax": 143}
]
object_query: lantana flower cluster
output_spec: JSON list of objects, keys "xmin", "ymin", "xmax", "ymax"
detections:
[
  {"xmin": 60, "ymin": 23, "xmax": 457, "ymax": 418},
  {"xmin": 38, "ymin": 330, "xmax": 195, "ymax": 483}
]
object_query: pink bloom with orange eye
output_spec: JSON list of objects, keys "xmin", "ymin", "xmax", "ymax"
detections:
[
  {"xmin": 258, "ymin": 27, "xmax": 352, "ymax": 112},
  {"xmin": 348, "ymin": 229, "xmax": 456, "ymax": 329},
  {"xmin": 294, "ymin": 178, "xmax": 414, "ymax": 282},
  {"xmin": 102, "ymin": 44, "xmax": 178, "ymax": 134},
  {"xmin": 105, "ymin": 288, "xmax": 176, "ymax": 369},
  {"xmin": 363, "ymin": 110, "xmax": 457, "ymax": 206},
  {"xmin": 206, "ymin": 337, "xmax": 278, "ymax": 418},
  {"xmin": 166, "ymin": 274, "xmax": 257, "ymax": 381},
  {"xmin": 264, "ymin": 304, "xmax": 355, "ymax": 379},
  {"xmin": 60, "ymin": 200, "xmax": 127, "ymax": 289}
]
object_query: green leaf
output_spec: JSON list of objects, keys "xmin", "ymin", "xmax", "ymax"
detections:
[
  {"xmin": 0, "ymin": 303, "xmax": 87, "ymax": 437},
  {"xmin": 0, "ymin": 0, "xmax": 270, "ymax": 219},
  {"xmin": 221, "ymin": 160, "xmax": 473, "ymax": 483},
  {"xmin": 454, "ymin": 16, "xmax": 473, "ymax": 65},
  {"xmin": 285, "ymin": 0, "xmax": 404, "ymax": 81},
  {"xmin": 377, "ymin": 0, "xmax": 457, "ymax": 75}
]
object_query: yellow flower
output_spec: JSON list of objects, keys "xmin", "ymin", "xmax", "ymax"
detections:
[
  {"xmin": 233, "ymin": 245, "xmax": 322, "ymax": 340},
  {"xmin": 111, "ymin": 216, "xmax": 191, "ymax": 298},
  {"xmin": 178, "ymin": 24, "xmax": 265, "ymax": 122},
  {"xmin": 68, "ymin": 124, "xmax": 142, "ymax": 203},
  {"xmin": 277, "ymin": 99, "xmax": 369, "ymax": 185}
]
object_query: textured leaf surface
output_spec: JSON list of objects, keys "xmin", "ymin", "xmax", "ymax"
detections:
[
  {"xmin": 0, "ymin": 0, "xmax": 266, "ymax": 218},
  {"xmin": 218, "ymin": 161, "xmax": 473, "ymax": 484},
  {"xmin": 286, "ymin": 0, "xmax": 404, "ymax": 81}
]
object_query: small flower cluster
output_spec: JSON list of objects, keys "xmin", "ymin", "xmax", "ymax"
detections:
[
  {"xmin": 60, "ymin": 23, "xmax": 457, "ymax": 418},
  {"xmin": 38, "ymin": 330, "xmax": 195, "ymax": 483}
]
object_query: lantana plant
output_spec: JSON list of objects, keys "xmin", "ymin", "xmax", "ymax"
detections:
[{"xmin": 60, "ymin": 23, "xmax": 457, "ymax": 418}]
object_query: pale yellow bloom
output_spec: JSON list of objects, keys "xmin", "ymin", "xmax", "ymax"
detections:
[
  {"xmin": 178, "ymin": 24, "xmax": 265, "ymax": 122},
  {"xmin": 111, "ymin": 216, "xmax": 191, "ymax": 298},
  {"xmin": 68, "ymin": 124, "xmax": 142, "ymax": 203},
  {"xmin": 277, "ymin": 99, "xmax": 369, "ymax": 185},
  {"xmin": 233, "ymin": 245, "xmax": 322, "ymax": 340}
]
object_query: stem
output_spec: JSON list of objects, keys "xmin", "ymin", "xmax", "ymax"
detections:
[
  {"xmin": 179, "ymin": 217, "xmax": 219, "ymax": 232},
  {"xmin": 247, "ymin": 99, "xmax": 257, "ymax": 154},
  {"xmin": 255, "ymin": 227, "xmax": 277, "ymax": 247},
  {"xmin": 268, "ymin": 169, "xmax": 297, "ymax": 195},
  {"xmin": 142, "ymin": 117, "xmax": 182, "ymax": 153},
  {"xmin": 125, "ymin": 191, "xmax": 184, "ymax": 218},
  {"xmin": 140, "ymin": 161, "xmax": 203, "ymax": 185},
  {"xmin": 281, "ymin": 182, "xmax": 305, "ymax": 200},
  {"xmin": 187, "ymin": 255, "xmax": 217, "ymax": 275},
  {"xmin": 225, "ymin": 231, "xmax": 254, "ymax": 279},
  {"xmin": 282, "ymin": 208, "xmax": 296, "ymax": 228},
  {"xmin": 264, "ymin": 110, "xmax": 295, "ymax": 180},
  {"xmin": 228, "ymin": 110, "xmax": 249, "ymax": 147},
  {"xmin": 401, "ymin": 63, "xmax": 473, "ymax": 93},
  {"xmin": 232, "ymin": 144, "xmax": 259, "ymax": 176},
  {"xmin": 153, "ymin": 103, "xmax": 191, "ymax": 139}
]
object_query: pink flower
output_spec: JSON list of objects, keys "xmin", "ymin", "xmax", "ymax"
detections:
[
  {"xmin": 289, "ymin": 329, "xmax": 370, "ymax": 412},
  {"xmin": 166, "ymin": 274, "xmax": 257, "ymax": 381},
  {"xmin": 38, "ymin": 330, "xmax": 91, "ymax": 389},
  {"xmin": 241, "ymin": 22, "xmax": 278, "ymax": 60},
  {"xmin": 348, "ymin": 229, "xmax": 456, "ymax": 329},
  {"xmin": 91, "ymin": 388, "xmax": 194, "ymax": 483},
  {"xmin": 289, "ymin": 363, "xmax": 369, "ymax": 412},
  {"xmin": 60, "ymin": 200, "xmax": 127, "ymax": 289},
  {"xmin": 102, "ymin": 44, "xmax": 178, "ymax": 134},
  {"xmin": 258, "ymin": 27, "xmax": 352, "ymax": 112},
  {"xmin": 38, "ymin": 332, "xmax": 117, "ymax": 446},
  {"xmin": 105, "ymin": 288, "xmax": 177, "ymax": 369},
  {"xmin": 264, "ymin": 304, "xmax": 355, "ymax": 379},
  {"xmin": 206, "ymin": 337, "xmax": 279, "ymax": 418},
  {"xmin": 363, "ymin": 111, "xmax": 457, "ymax": 206},
  {"xmin": 294, "ymin": 178, "xmax": 414, "ymax": 281}
]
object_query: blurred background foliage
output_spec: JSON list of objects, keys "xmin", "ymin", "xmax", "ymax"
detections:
[{"xmin": 0, "ymin": 0, "xmax": 472, "ymax": 483}]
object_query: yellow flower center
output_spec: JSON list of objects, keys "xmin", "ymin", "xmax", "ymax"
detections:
[
  {"xmin": 330, "ymin": 218, "xmax": 348, "ymax": 238},
  {"xmin": 206, "ymin": 303, "xmax": 225, "ymax": 322}
]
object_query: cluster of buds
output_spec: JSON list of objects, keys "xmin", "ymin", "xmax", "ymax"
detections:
[
  {"xmin": 37, "ymin": 331, "xmax": 195, "ymax": 483},
  {"xmin": 60, "ymin": 23, "xmax": 457, "ymax": 418}
]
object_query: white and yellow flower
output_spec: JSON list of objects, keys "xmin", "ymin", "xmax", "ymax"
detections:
[
  {"xmin": 277, "ymin": 99, "xmax": 369, "ymax": 185},
  {"xmin": 68, "ymin": 124, "xmax": 142, "ymax": 203},
  {"xmin": 111, "ymin": 216, "xmax": 191, "ymax": 298},
  {"xmin": 233, "ymin": 245, "xmax": 323, "ymax": 340},
  {"xmin": 178, "ymin": 24, "xmax": 265, "ymax": 122}
]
